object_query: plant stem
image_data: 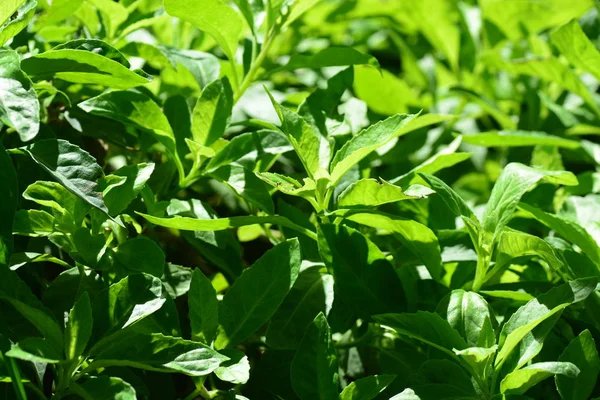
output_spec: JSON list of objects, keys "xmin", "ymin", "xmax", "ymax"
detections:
[{"xmin": 183, "ymin": 384, "xmax": 213, "ymax": 400}]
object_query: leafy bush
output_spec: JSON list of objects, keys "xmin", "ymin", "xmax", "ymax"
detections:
[{"xmin": 2, "ymin": 0, "xmax": 600, "ymax": 399}]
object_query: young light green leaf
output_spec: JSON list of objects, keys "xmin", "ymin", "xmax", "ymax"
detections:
[
  {"xmin": 283, "ymin": 47, "xmax": 379, "ymax": 70},
  {"xmin": 102, "ymin": 163, "xmax": 154, "ymax": 215},
  {"xmin": 163, "ymin": 0, "xmax": 243, "ymax": 62},
  {"xmin": 449, "ymin": 87, "xmax": 516, "ymax": 130},
  {"xmin": 374, "ymin": 311, "xmax": 468, "ymax": 357},
  {"xmin": 0, "ymin": 48, "xmax": 39, "ymax": 142},
  {"xmin": 390, "ymin": 389, "xmax": 422, "ymax": 400},
  {"xmin": 72, "ymin": 376, "xmax": 136, "ymax": 400},
  {"xmin": 552, "ymin": 20, "xmax": 600, "ymax": 81},
  {"xmin": 214, "ymin": 348, "xmax": 250, "ymax": 384},
  {"xmin": 419, "ymin": 173, "xmax": 477, "ymax": 222},
  {"xmin": 78, "ymin": 91, "xmax": 183, "ymax": 180},
  {"xmin": 87, "ymin": 0, "xmax": 128, "ymax": 39},
  {"xmin": 353, "ymin": 66, "xmax": 420, "ymax": 115},
  {"xmin": 339, "ymin": 374, "xmax": 396, "ymax": 400},
  {"xmin": 291, "ymin": 313, "xmax": 339, "ymax": 400},
  {"xmin": 495, "ymin": 278, "xmax": 598, "ymax": 370},
  {"xmin": 266, "ymin": 267, "xmax": 334, "ymax": 349},
  {"xmin": 318, "ymin": 224, "xmax": 405, "ymax": 317},
  {"xmin": 482, "ymin": 163, "xmax": 577, "ymax": 239},
  {"xmin": 461, "ymin": 131, "xmax": 579, "ymax": 149},
  {"xmin": 189, "ymin": 269, "xmax": 219, "ymax": 344},
  {"xmin": 114, "ymin": 237, "xmax": 166, "ymax": 277},
  {"xmin": 343, "ymin": 213, "xmax": 443, "ymax": 281},
  {"xmin": 22, "ymin": 139, "xmax": 109, "ymax": 216},
  {"xmin": 436, "ymin": 290, "xmax": 493, "ymax": 347},
  {"xmin": 0, "ymin": 142, "xmax": 17, "ymax": 267},
  {"xmin": 191, "ymin": 77, "xmax": 233, "ymax": 146},
  {"xmin": 64, "ymin": 292, "xmax": 93, "ymax": 361},
  {"xmin": 21, "ymin": 50, "xmax": 150, "ymax": 89},
  {"xmin": 338, "ymin": 179, "xmax": 433, "ymax": 207},
  {"xmin": 500, "ymin": 362, "xmax": 579, "ymax": 395},
  {"xmin": 5, "ymin": 337, "xmax": 63, "ymax": 363},
  {"xmin": 258, "ymin": 173, "xmax": 317, "ymax": 201},
  {"xmin": 215, "ymin": 239, "xmax": 301, "ymax": 349},
  {"xmin": 556, "ymin": 330, "xmax": 600, "ymax": 400},
  {"xmin": 33, "ymin": 0, "xmax": 82, "ymax": 28},
  {"xmin": 520, "ymin": 202, "xmax": 600, "ymax": 267},
  {"xmin": 454, "ymin": 346, "xmax": 497, "ymax": 384},
  {"xmin": 90, "ymin": 332, "xmax": 228, "ymax": 376},
  {"xmin": 0, "ymin": 0, "xmax": 25, "ymax": 26},
  {"xmin": 0, "ymin": 0, "xmax": 36, "ymax": 46}
]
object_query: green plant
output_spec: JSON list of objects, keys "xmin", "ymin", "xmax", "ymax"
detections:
[{"xmin": 2, "ymin": 0, "xmax": 600, "ymax": 399}]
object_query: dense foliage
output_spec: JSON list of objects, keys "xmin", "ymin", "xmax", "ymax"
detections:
[{"xmin": 2, "ymin": 0, "xmax": 600, "ymax": 399}]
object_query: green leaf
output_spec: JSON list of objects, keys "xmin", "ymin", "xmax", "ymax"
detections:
[
  {"xmin": 552, "ymin": 20, "xmax": 600, "ymax": 81},
  {"xmin": 114, "ymin": 237, "xmax": 165, "ymax": 277},
  {"xmin": 0, "ymin": 142, "xmax": 17, "ymax": 267},
  {"xmin": 343, "ymin": 213, "xmax": 443, "ymax": 281},
  {"xmin": 0, "ymin": 0, "xmax": 36, "ymax": 46},
  {"xmin": 374, "ymin": 311, "xmax": 468, "ymax": 357},
  {"xmin": 102, "ymin": 163, "xmax": 154, "ymax": 215},
  {"xmin": 282, "ymin": 47, "xmax": 380, "ymax": 70},
  {"xmin": 90, "ymin": 332, "xmax": 228, "ymax": 376},
  {"xmin": 72, "ymin": 376, "xmax": 136, "ymax": 400},
  {"xmin": 556, "ymin": 330, "xmax": 600, "ymax": 400},
  {"xmin": 338, "ymin": 179, "xmax": 433, "ymax": 207},
  {"xmin": 209, "ymin": 164, "xmax": 275, "ymax": 214},
  {"xmin": 454, "ymin": 346, "xmax": 497, "ymax": 384},
  {"xmin": 163, "ymin": 0, "xmax": 243, "ymax": 62},
  {"xmin": 0, "ymin": 0, "xmax": 25, "ymax": 26},
  {"xmin": 291, "ymin": 313, "xmax": 339, "ymax": 400},
  {"xmin": 480, "ymin": 0, "xmax": 593, "ymax": 39},
  {"xmin": 500, "ymin": 362, "xmax": 579, "ymax": 395},
  {"xmin": 390, "ymin": 389, "xmax": 422, "ymax": 400},
  {"xmin": 449, "ymin": 87, "xmax": 517, "ymax": 130},
  {"xmin": 191, "ymin": 77, "xmax": 233, "ymax": 146},
  {"xmin": 90, "ymin": 274, "xmax": 166, "ymax": 348},
  {"xmin": 520, "ymin": 202, "xmax": 600, "ymax": 267},
  {"xmin": 436, "ymin": 290, "xmax": 493, "ymax": 347},
  {"xmin": 0, "ymin": 48, "xmax": 39, "ymax": 142},
  {"xmin": 21, "ymin": 49, "xmax": 150, "ymax": 89},
  {"xmin": 53, "ymin": 39, "xmax": 130, "ymax": 66},
  {"xmin": 318, "ymin": 224, "xmax": 405, "ymax": 317},
  {"xmin": 162, "ymin": 264, "xmax": 193, "ymax": 299},
  {"xmin": 330, "ymin": 113, "xmax": 451, "ymax": 185},
  {"xmin": 64, "ymin": 292, "xmax": 93, "ymax": 360},
  {"xmin": 78, "ymin": 91, "xmax": 183, "ymax": 180},
  {"xmin": 22, "ymin": 139, "xmax": 109, "ymax": 216},
  {"xmin": 189, "ymin": 269, "xmax": 219, "ymax": 344},
  {"xmin": 214, "ymin": 348, "xmax": 250, "ymax": 384},
  {"xmin": 266, "ymin": 267, "xmax": 334, "ymax": 349},
  {"xmin": 419, "ymin": 173, "xmax": 477, "ymax": 222},
  {"xmin": 495, "ymin": 278, "xmax": 598, "ymax": 370},
  {"xmin": 482, "ymin": 163, "xmax": 577, "ymax": 239},
  {"xmin": 339, "ymin": 374, "xmax": 396, "ymax": 400},
  {"xmin": 138, "ymin": 212, "xmax": 317, "ymax": 241},
  {"xmin": 215, "ymin": 239, "xmax": 301, "ymax": 349},
  {"xmin": 461, "ymin": 131, "xmax": 579, "ymax": 149},
  {"xmin": 33, "ymin": 0, "xmax": 82, "ymax": 28},
  {"xmin": 5, "ymin": 337, "xmax": 63, "ymax": 363},
  {"xmin": 87, "ymin": 0, "xmax": 128, "ymax": 39},
  {"xmin": 267, "ymin": 89, "xmax": 330, "ymax": 180}
]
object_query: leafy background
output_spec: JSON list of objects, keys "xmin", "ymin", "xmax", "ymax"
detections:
[{"xmin": 2, "ymin": 0, "xmax": 600, "ymax": 399}]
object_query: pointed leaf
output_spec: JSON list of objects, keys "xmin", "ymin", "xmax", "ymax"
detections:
[
  {"xmin": 500, "ymin": 362, "xmax": 579, "ymax": 395},
  {"xmin": 556, "ymin": 330, "xmax": 600, "ymax": 400},
  {"xmin": 551, "ymin": 19, "xmax": 600, "ymax": 81},
  {"xmin": 189, "ymin": 269, "xmax": 219, "ymax": 344},
  {"xmin": 338, "ymin": 179, "xmax": 433, "ymax": 207},
  {"xmin": 192, "ymin": 77, "xmax": 233, "ymax": 146},
  {"xmin": 436, "ymin": 290, "xmax": 493, "ymax": 347},
  {"xmin": 339, "ymin": 374, "xmax": 396, "ymax": 400},
  {"xmin": 462, "ymin": 131, "xmax": 579, "ymax": 149},
  {"xmin": 64, "ymin": 292, "xmax": 93, "ymax": 360}
]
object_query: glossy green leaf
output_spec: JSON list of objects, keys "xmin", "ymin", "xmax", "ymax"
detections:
[
  {"xmin": 163, "ymin": 0, "xmax": 243, "ymax": 62},
  {"xmin": 482, "ymin": 163, "xmax": 577, "ymax": 239},
  {"xmin": 21, "ymin": 49, "xmax": 150, "ymax": 89},
  {"xmin": 291, "ymin": 313, "xmax": 339, "ymax": 400},
  {"xmin": 343, "ymin": 213, "xmax": 443, "ymax": 281},
  {"xmin": 102, "ymin": 163, "xmax": 154, "ymax": 215},
  {"xmin": 191, "ymin": 77, "xmax": 233, "ymax": 146},
  {"xmin": 283, "ymin": 47, "xmax": 379, "ymax": 70},
  {"xmin": 72, "ymin": 376, "xmax": 136, "ymax": 400},
  {"xmin": 556, "ymin": 330, "xmax": 600, "ymax": 400},
  {"xmin": 22, "ymin": 139, "xmax": 109, "ymax": 216},
  {"xmin": 5, "ymin": 337, "xmax": 63, "ymax": 363},
  {"xmin": 500, "ymin": 362, "xmax": 579, "ymax": 395},
  {"xmin": 266, "ymin": 266, "xmax": 334, "ymax": 349},
  {"xmin": 90, "ymin": 332, "xmax": 228, "ymax": 376},
  {"xmin": 87, "ymin": 0, "xmax": 128, "ymax": 39},
  {"xmin": 114, "ymin": 237, "xmax": 166, "ymax": 277},
  {"xmin": 34, "ymin": 0, "xmax": 82, "ymax": 28},
  {"xmin": 189, "ymin": 269, "xmax": 219, "ymax": 344},
  {"xmin": 64, "ymin": 292, "xmax": 93, "ymax": 360},
  {"xmin": 461, "ymin": 131, "xmax": 579, "ymax": 149},
  {"xmin": 552, "ymin": 20, "xmax": 600, "ymax": 81},
  {"xmin": 209, "ymin": 164, "xmax": 275, "ymax": 214},
  {"xmin": 496, "ymin": 278, "xmax": 598, "ymax": 370},
  {"xmin": 339, "ymin": 374, "xmax": 396, "ymax": 400},
  {"xmin": 436, "ymin": 290, "xmax": 493, "ymax": 347},
  {"xmin": 353, "ymin": 66, "xmax": 420, "ymax": 115},
  {"xmin": 374, "ymin": 311, "xmax": 468, "ymax": 357},
  {"xmin": 0, "ymin": 142, "xmax": 17, "ymax": 267},
  {"xmin": 215, "ymin": 239, "xmax": 301, "ymax": 349},
  {"xmin": 0, "ymin": 0, "xmax": 36, "ymax": 46},
  {"xmin": 318, "ymin": 224, "xmax": 405, "ymax": 317},
  {"xmin": 0, "ymin": 48, "xmax": 39, "ymax": 142},
  {"xmin": 338, "ymin": 179, "xmax": 433, "ymax": 207},
  {"xmin": 214, "ymin": 348, "xmax": 250, "ymax": 384},
  {"xmin": 0, "ymin": 0, "xmax": 25, "ymax": 26}
]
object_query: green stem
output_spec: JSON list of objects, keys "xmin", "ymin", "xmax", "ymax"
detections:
[{"xmin": 183, "ymin": 384, "xmax": 214, "ymax": 400}]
